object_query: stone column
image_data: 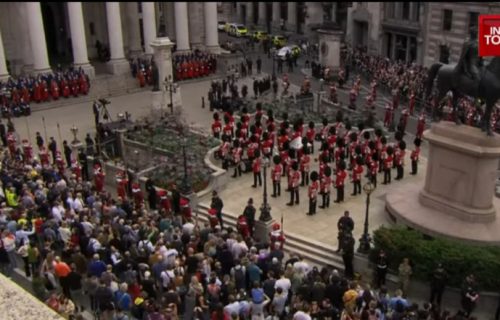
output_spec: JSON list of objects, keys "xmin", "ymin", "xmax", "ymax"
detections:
[
  {"xmin": 204, "ymin": 2, "xmax": 220, "ymax": 54},
  {"xmin": 26, "ymin": 2, "xmax": 51, "ymax": 74},
  {"xmin": 150, "ymin": 38, "xmax": 179, "ymax": 113},
  {"xmin": 246, "ymin": 2, "xmax": 254, "ymax": 26},
  {"xmin": 142, "ymin": 2, "xmax": 156, "ymax": 55},
  {"xmin": 126, "ymin": 2, "xmax": 142, "ymax": 57},
  {"xmin": 258, "ymin": 2, "xmax": 267, "ymax": 27},
  {"xmin": 67, "ymin": 2, "xmax": 95, "ymax": 78},
  {"xmin": 0, "ymin": 29, "xmax": 9, "ymax": 81},
  {"xmin": 286, "ymin": 2, "xmax": 297, "ymax": 32},
  {"xmin": 272, "ymin": 2, "xmax": 281, "ymax": 31},
  {"xmin": 106, "ymin": 2, "xmax": 129, "ymax": 74},
  {"xmin": 174, "ymin": 2, "xmax": 190, "ymax": 52}
]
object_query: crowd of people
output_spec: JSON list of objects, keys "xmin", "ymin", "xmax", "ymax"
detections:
[
  {"xmin": 0, "ymin": 114, "xmax": 491, "ymax": 320},
  {"xmin": 0, "ymin": 67, "xmax": 90, "ymax": 118}
]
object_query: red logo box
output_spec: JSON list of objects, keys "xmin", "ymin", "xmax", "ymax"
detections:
[{"xmin": 479, "ymin": 15, "xmax": 500, "ymax": 57}]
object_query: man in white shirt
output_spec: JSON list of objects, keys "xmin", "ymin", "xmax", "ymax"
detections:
[
  {"xmin": 51, "ymin": 201, "xmax": 64, "ymax": 223},
  {"xmin": 274, "ymin": 271, "xmax": 292, "ymax": 299},
  {"xmin": 293, "ymin": 257, "xmax": 311, "ymax": 275}
]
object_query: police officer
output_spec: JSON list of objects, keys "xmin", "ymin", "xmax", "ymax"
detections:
[{"xmin": 336, "ymin": 211, "xmax": 354, "ymax": 252}]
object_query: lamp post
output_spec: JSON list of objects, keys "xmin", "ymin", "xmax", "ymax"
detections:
[
  {"xmin": 358, "ymin": 181, "xmax": 375, "ymax": 253},
  {"xmin": 164, "ymin": 75, "xmax": 178, "ymax": 114},
  {"xmin": 179, "ymin": 137, "xmax": 192, "ymax": 195},
  {"xmin": 259, "ymin": 156, "xmax": 272, "ymax": 222},
  {"xmin": 70, "ymin": 125, "xmax": 79, "ymax": 144}
]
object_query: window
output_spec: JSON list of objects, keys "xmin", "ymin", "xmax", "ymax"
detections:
[
  {"xmin": 469, "ymin": 12, "xmax": 479, "ymax": 30},
  {"xmin": 443, "ymin": 9, "xmax": 453, "ymax": 31},
  {"xmin": 402, "ymin": 2, "xmax": 410, "ymax": 20}
]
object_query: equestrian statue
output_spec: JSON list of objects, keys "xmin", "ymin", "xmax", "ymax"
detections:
[{"xmin": 425, "ymin": 27, "xmax": 500, "ymax": 136}]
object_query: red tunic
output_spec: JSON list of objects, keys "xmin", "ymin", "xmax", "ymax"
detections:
[
  {"xmin": 308, "ymin": 180, "xmax": 319, "ymax": 199},
  {"xmin": 335, "ymin": 170, "xmax": 347, "ymax": 187},
  {"xmin": 50, "ymin": 80, "xmax": 60, "ymax": 100}
]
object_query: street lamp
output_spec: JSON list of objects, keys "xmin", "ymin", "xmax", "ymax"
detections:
[
  {"xmin": 358, "ymin": 181, "xmax": 375, "ymax": 253},
  {"xmin": 70, "ymin": 125, "xmax": 79, "ymax": 143},
  {"xmin": 164, "ymin": 75, "xmax": 178, "ymax": 114},
  {"xmin": 179, "ymin": 137, "xmax": 193, "ymax": 195},
  {"xmin": 259, "ymin": 156, "xmax": 272, "ymax": 222}
]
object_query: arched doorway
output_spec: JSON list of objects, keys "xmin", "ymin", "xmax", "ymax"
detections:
[{"xmin": 41, "ymin": 2, "xmax": 71, "ymax": 67}]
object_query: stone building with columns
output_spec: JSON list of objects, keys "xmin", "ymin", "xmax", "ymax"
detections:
[{"xmin": 0, "ymin": 2, "xmax": 220, "ymax": 80}]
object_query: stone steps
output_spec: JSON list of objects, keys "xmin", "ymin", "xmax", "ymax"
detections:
[{"xmin": 196, "ymin": 202, "xmax": 346, "ymax": 271}]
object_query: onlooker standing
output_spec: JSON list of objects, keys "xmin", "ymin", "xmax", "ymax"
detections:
[
  {"xmin": 429, "ymin": 263, "xmax": 448, "ymax": 308},
  {"xmin": 341, "ymin": 233, "xmax": 355, "ymax": 279},
  {"xmin": 398, "ymin": 258, "xmax": 412, "ymax": 297},
  {"xmin": 461, "ymin": 274, "xmax": 479, "ymax": 317},
  {"xmin": 336, "ymin": 211, "xmax": 354, "ymax": 252},
  {"xmin": 374, "ymin": 249, "xmax": 388, "ymax": 289},
  {"xmin": 211, "ymin": 190, "xmax": 224, "ymax": 229}
]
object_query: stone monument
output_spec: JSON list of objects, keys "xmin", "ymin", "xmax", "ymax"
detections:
[
  {"xmin": 150, "ymin": 38, "xmax": 181, "ymax": 113},
  {"xmin": 317, "ymin": 3, "xmax": 344, "ymax": 71},
  {"xmin": 386, "ymin": 121, "xmax": 500, "ymax": 245}
]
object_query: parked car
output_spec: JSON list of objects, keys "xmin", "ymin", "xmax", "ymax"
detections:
[
  {"xmin": 229, "ymin": 24, "xmax": 248, "ymax": 37},
  {"xmin": 224, "ymin": 22, "xmax": 236, "ymax": 33},
  {"xmin": 271, "ymin": 35, "xmax": 287, "ymax": 48},
  {"xmin": 276, "ymin": 45, "xmax": 301, "ymax": 60},
  {"xmin": 250, "ymin": 30, "xmax": 269, "ymax": 42},
  {"xmin": 218, "ymin": 21, "xmax": 226, "ymax": 31}
]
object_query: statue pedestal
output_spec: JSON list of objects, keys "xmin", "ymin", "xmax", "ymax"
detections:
[
  {"xmin": 317, "ymin": 29, "xmax": 343, "ymax": 71},
  {"xmin": 70, "ymin": 141, "xmax": 84, "ymax": 161},
  {"xmin": 255, "ymin": 219, "xmax": 276, "ymax": 244},
  {"xmin": 150, "ymin": 38, "xmax": 175, "ymax": 113},
  {"xmin": 386, "ymin": 121, "xmax": 500, "ymax": 245}
]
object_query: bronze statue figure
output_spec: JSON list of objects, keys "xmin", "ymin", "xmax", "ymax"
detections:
[{"xmin": 425, "ymin": 27, "xmax": 500, "ymax": 136}]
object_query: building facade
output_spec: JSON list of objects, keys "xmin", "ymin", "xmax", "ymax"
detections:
[{"xmin": 0, "ymin": 2, "xmax": 221, "ymax": 79}]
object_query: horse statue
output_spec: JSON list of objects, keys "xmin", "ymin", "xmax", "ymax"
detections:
[{"xmin": 425, "ymin": 56, "xmax": 500, "ymax": 136}]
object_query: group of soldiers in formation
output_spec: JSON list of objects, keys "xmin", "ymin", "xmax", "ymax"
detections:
[
  {"xmin": 212, "ymin": 104, "xmax": 422, "ymax": 216},
  {"xmin": 173, "ymin": 51, "xmax": 218, "ymax": 82},
  {"xmin": 0, "ymin": 67, "xmax": 90, "ymax": 118}
]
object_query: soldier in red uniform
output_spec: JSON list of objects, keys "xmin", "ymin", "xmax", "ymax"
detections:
[
  {"xmin": 251, "ymin": 150, "xmax": 262, "ymax": 188},
  {"xmin": 351, "ymin": 157, "xmax": 364, "ymax": 196},
  {"xmin": 156, "ymin": 189, "xmax": 171, "ymax": 215},
  {"xmin": 208, "ymin": 207, "xmax": 219, "ymax": 229},
  {"xmin": 50, "ymin": 79, "xmax": 60, "ymax": 100},
  {"xmin": 56, "ymin": 151, "xmax": 65, "ymax": 175},
  {"xmin": 408, "ymin": 91, "xmax": 416, "ymax": 115},
  {"xmin": 392, "ymin": 86, "xmax": 399, "ymax": 109},
  {"xmin": 237, "ymin": 214, "xmax": 250, "ymax": 239},
  {"xmin": 181, "ymin": 61, "xmax": 189, "ymax": 80},
  {"xmin": 327, "ymin": 83, "xmax": 337, "ymax": 103},
  {"xmin": 319, "ymin": 166, "xmax": 332, "ymax": 209},
  {"xmin": 22, "ymin": 139, "xmax": 33, "ymax": 163},
  {"xmin": 416, "ymin": 113, "xmax": 426, "ymax": 139},
  {"xmin": 187, "ymin": 60, "xmax": 194, "ymax": 79},
  {"xmin": 116, "ymin": 170, "xmax": 129, "ymax": 200},
  {"xmin": 93, "ymin": 162, "xmax": 105, "ymax": 193},
  {"xmin": 131, "ymin": 180, "xmax": 144, "ymax": 209},
  {"xmin": 286, "ymin": 162, "xmax": 301, "ymax": 206},
  {"xmin": 180, "ymin": 197, "xmax": 192, "ymax": 222},
  {"xmin": 307, "ymin": 171, "xmax": 319, "ymax": 216},
  {"xmin": 365, "ymin": 95, "xmax": 374, "ymax": 111},
  {"xmin": 7, "ymin": 131, "xmax": 16, "ymax": 157},
  {"xmin": 261, "ymin": 132, "xmax": 273, "ymax": 159},
  {"xmin": 334, "ymin": 161, "xmax": 347, "ymax": 203},
  {"xmin": 34, "ymin": 81, "xmax": 42, "ymax": 103},
  {"xmin": 231, "ymin": 140, "xmax": 243, "ymax": 178},
  {"xmin": 271, "ymin": 155, "xmax": 283, "ymax": 198},
  {"xmin": 349, "ymin": 88, "xmax": 357, "ymax": 110},
  {"xmin": 384, "ymin": 103, "xmax": 394, "ymax": 128},
  {"xmin": 138, "ymin": 68, "xmax": 146, "ymax": 87},
  {"xmin": 299, "ymin": 148, "xmax": 311, "ymax": 186},
  {"xmin": 41, "ymin": 80, "xmax": 50, "ymax": 101},
  {"xmin": 212, "ymin": 113, "xmax": 222, "ymax": 139},
  {"xmin": 369, "ymin": 152, "xmax": 379, "ymax": 188},
  {"xmin": 399, "ymin": 108, "xmax": 410, "ymax": 133},
  {"xmin": 62, "ymin": 79, "xmax": 70, "ymax": 98},
  {"xmin": 79, "ymin": 74, "xmax": 89, "ymax": 95},
  {"xmin": 395, "ymin": 140, "xmax": 406, "ymax": 180},
  {"xmin": 21, "ymin": 86, "xmax": 30, "ymax": 103},
  {"xmin": 305, "ymin": 122, "xmax": 316, "ymax": 154},
  {"xmin": 71, "ymin": 159, "xmax": 82, "ymax": 181},
  {"xmin": 410, "ymin": 138, "xmax": 421, "ymax": 175},
  {"xmin": 382, "ymin": 146, "xmax": 394, "ymax": 185},
  {"xmin": 269, "ymin": 223, "xmax": 285, "ymax": 251},
  {"xmin": 39, "ymin": 146, "xmax": 50, "ymax": 168},
  {"xmin": 370, "ymin": 79, "xmax": 378, "ymax": 100}
]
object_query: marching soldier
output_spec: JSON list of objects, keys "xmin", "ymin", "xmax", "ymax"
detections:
[
  {"xmin": 384, "ymin": 103, "xmax": 394, "ymax": 129},
  {"xmin": 351, "ymin": 157, "xmax": 364, "ymax": 196},
  {"xmin": 39, "ymin": 146, "xmax": 50, "ymax": 168},
  {"xmin": 307, "ymin": 171, "xmax": 319, "ymax": 216},
  {"xmin": 116, "ymin": 170, "xmax": 129, "ymax": 200},
  {"xmin": 319, "ymin": 166, "xmax": 332, "ymax": 209},
  {"xmin": 157, "ymin": 189, "xmax": 171, "ymax": 215},
  {"xmin": 212, "ymin": 113, "xmax": 222, "ymax": 139},
  {"xmin": 131, "ymin": 180, "xmax": 144, "ymax": 209},
  {"xmin": 395, "ymin": 141, "xmax": 406, "ymax": 180},
  {"xmin": 416, "ymin": 113, "xmax": 426, "ymax": 139},
  {"xmin": 271, "ymin": 155, "xmax": 283, "ymax": 198},
  {"xmin": 410, "ymin": 138, "xmax": 422, "ymax": 175},
  {"xmin": 382, "ymin": 146, "xmax": 394, "ymax": 185},
  {"xmin": 409, "ymin": 91, "xmax": 416, "ymax": 115},
  {"xmin": 93, "ymin": 162, "xmax": 105, "ymax": 193},
  {"xmin": 231, "ymin": 140, "xmax": 243, "ymax": 178},
  {"xmin": 334, "ymin": 161, "xmax": 347, "ymax": 203},
  {"xmin": 300, "ymin": 147, "xmax": 311, "ymax": 186},
  {"xmin": 286, "ymin": 162, "xmax": 301, "ymax": 206},
  {"xmin": 369, "ymin": 152, "xmax": 379, "ymax": 188},
  {"xmin": 251, "ymin": 150, "xmax": 262, "ymax": 188}
]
